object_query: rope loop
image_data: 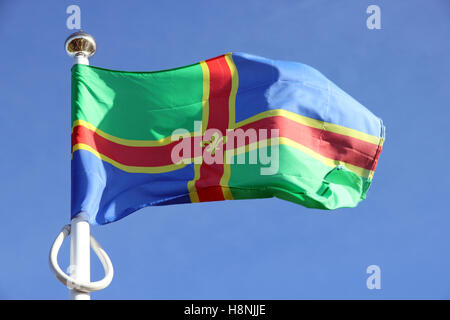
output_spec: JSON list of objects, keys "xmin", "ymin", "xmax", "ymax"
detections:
[{"xmin": 49, "ymin": 225, "xmax": 114, "ymax": 293}]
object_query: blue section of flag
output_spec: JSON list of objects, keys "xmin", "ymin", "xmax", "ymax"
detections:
[
  {"xmin": 232, "ymin": 52, "xmax": 383, "ymax": 137},
  {"xmin": 71, "ymin": 150, "xmax": 194, "ymax": 225}
]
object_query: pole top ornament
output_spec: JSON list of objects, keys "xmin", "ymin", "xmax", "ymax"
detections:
[{"xmin": 65, "ymin": 31, "xmax": 96, "ymax": 58}]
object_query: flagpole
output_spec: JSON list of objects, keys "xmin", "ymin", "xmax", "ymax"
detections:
[
  {"xmin": 49, "ymin": 35, "xmax": 113, "ymax": 294},
  {"xmin": 69, "ymin": 215, "xmax": 91, "ymax": 300},
  {"xmin": 65, "ymin": 31, "xmax": 97, "ymax": 300}
]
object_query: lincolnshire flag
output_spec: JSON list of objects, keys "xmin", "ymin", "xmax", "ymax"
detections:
[{"xmin": 71, "ymin": 52, "xmax": 385, "ymax": 225}]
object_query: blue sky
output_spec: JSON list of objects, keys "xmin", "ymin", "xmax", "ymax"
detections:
[{"xmin": 1, "ymin": 0, "xmax": 449, "ymax": 299}]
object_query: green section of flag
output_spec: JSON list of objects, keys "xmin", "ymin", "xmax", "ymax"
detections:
[
  {"xmin": 228, "ymin": 145, "xmax": 370, "ymax": 209},
  {"xmin": 71, "ymin": 63, "xmax": 204, "ymax": 140}
]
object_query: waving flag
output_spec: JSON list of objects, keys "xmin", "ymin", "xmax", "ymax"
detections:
[{"xmin": 71, "ymin": 52, "xmax": 385, "ymax": 225}]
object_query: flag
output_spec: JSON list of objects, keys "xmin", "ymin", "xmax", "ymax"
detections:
[{"xmin": 71, "ymin": 52, "xmax": 385, "ymax": 225}]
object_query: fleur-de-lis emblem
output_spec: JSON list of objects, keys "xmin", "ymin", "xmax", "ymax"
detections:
[{"xmin": 201, "ymin": 132, "xmax": 227, "ymax": 156}]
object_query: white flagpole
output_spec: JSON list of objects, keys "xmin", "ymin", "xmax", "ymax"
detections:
[
  {"xmin": 69, "ymin": 215, "xmax": 91, "ymax": 300},
  {"xmin": 65, "ymin": 31, "xmax": 97, "ymax": 300}
]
